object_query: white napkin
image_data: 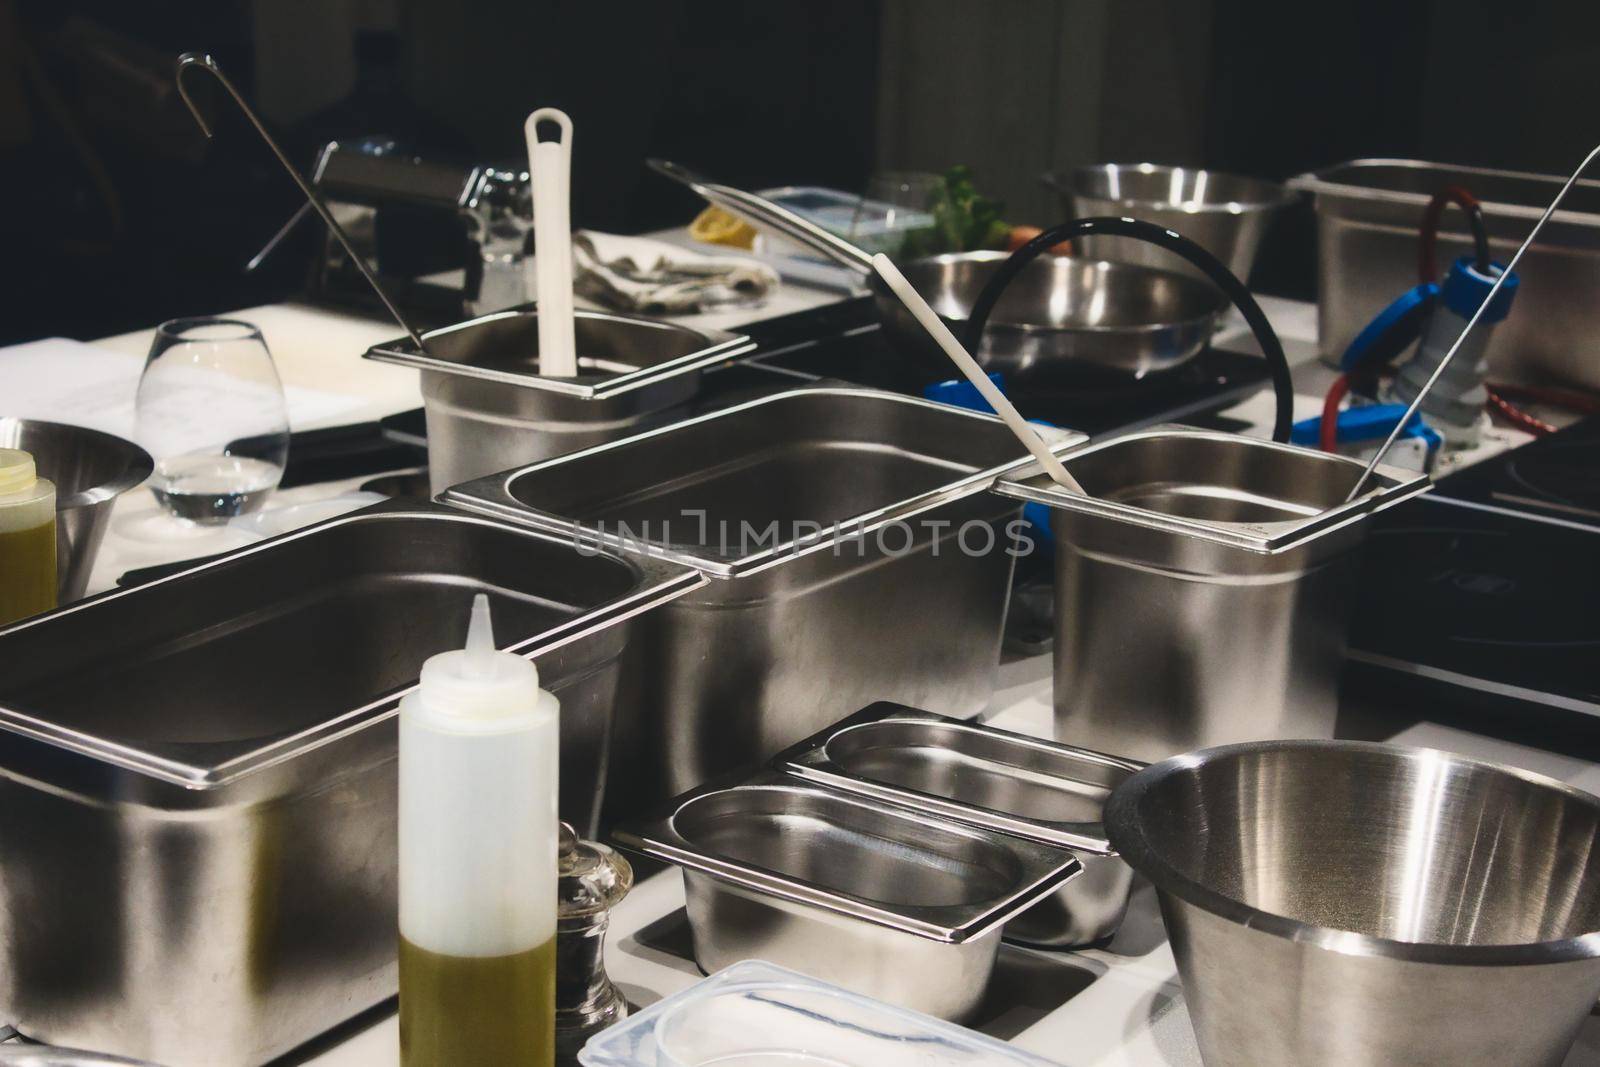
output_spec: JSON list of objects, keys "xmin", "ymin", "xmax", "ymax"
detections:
[{"xmin": 572, "ymin": 230, "xmax": 779, "ymax": 314}]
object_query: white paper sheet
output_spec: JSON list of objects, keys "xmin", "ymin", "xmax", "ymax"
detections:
[{"xmin": 0, "ymin": 336, "xmax": 365, "ymax": 440}]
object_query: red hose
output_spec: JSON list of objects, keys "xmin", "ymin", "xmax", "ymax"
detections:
[
  {"xmin": 1320, "ymin": 374, "xmax": 1349, "ymax": 452},
  {"xmin": 1486, "ymin": 387, "xmax": 1557, "ymax": 436},
  {"xmin": 1418, "ymin": 185, "xmax": 1490, "ymax": 284},
  {"xmin": 1487, "ymin": 380, "xmax": 1600, "ymax": 415},
  {"xmin": 1417, "ymin": 187, "xmax": 1569, "ymax": 435}
]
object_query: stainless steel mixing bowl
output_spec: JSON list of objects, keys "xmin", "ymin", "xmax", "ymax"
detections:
[
  {"xmin": 896, "ymin": 251, "xmax": 1226, "ymax": 381},
  {"xmin": 0, "ymin": 418, "xmax": 152, "ymax": 602},
  {"xmin": 1105, "ymin": 740, "xmax": 1600, "ymax": 1067},
  {"xmin": 1045, "ymin": 163, "xmax": 1294, "ymax": 283}
]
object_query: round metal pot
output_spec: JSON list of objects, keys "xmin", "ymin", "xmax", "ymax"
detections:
[{"xmin": 1045, "ymin": 163, "xmax": 1295, "ymax": 283}]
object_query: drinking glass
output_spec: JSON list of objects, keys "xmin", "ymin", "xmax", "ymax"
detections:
[{"xmin": 135, "ymin": 318, "xmax": 289, "ymax": 524}]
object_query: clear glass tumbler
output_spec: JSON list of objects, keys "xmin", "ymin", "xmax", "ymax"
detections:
[{"xmin": 135, "ymin": 318, "xmax": 289, "ymax": 524}]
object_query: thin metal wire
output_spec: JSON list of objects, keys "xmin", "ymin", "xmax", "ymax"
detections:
[
  {"xmin": 175, "ymin": 52, "xmax": 428, "ymax": 351},
  {"xmin": 1345, "ymin": 140, "xmax": 1600, "ymax": 501}
]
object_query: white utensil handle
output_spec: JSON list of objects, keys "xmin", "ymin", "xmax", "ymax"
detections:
[
  {"xmin": 526, "ymin": 107, "xmax": 577, "ymax": 378},
  {"xmin": 871, "ymin": 254, "xmax": 1085, "ymax": 493}
]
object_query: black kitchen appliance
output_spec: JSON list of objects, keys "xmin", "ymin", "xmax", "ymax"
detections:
[{"xmin": 1347, "ymin": 415, "xmax": 1600, "ymax": 744}]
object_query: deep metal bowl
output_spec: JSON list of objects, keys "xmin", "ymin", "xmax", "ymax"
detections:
[
  {"xmin": 1044, "ymin": 163, "xmax": 1294, "ymax": 283},
  {"xmin": 1105, "ymin": 740, "xmax": 1600, "ymax": 1066},
  {"xmin": 0, "ymin": 418, "xmax": 152, "ymax": 603},
  {"xmin": 888, "ymin": 251, "xmax": 1226, "ymax": 382}
]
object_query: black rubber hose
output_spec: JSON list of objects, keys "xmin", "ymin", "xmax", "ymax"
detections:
[{"xmin": 966, "ymin": 217, "xmax": 1296, "ymax": 443}]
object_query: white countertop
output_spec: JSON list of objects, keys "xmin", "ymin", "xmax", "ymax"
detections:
[
  {"xmin": 4, "ymin": 262, "xmax": 1588, "ymax": 1066},
  {"xmin": 291, "ymin": 657, "xmax": 1600, "ymax": 1067}
]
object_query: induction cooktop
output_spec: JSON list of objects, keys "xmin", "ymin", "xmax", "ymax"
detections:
[{"xmin": 1347, "ymin": 415, "xmax": 1600, "ymax": 731}]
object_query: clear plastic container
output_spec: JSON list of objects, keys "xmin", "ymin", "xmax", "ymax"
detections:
[{"xmin": 578, "ymin": 961, "xmax": 1062, "ymax": 1067}]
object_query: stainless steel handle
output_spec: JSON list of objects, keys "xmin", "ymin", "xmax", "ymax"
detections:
[
  {"xmin": 646, "ymin": 158, "xmax": 875, "ymax": 275},
  {"xmin": 175, "ymin": 52, "xmax": 429, "ymax": 353}
]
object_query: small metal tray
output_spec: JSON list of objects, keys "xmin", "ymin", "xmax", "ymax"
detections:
[
  {"xmin": 774, "ymin": 703, "xmax": 1142, "ymax": 855},
  {"xmin": 614, "ymin": 770, "xmax": 1079, "ymax": 944},
  {"xmin": 364, "ymin": 304, "xmax": 754, "ymax": 400}
]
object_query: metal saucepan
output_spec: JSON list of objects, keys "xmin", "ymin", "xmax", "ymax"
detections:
[
  {"xmin": 1043, "ymin": 162, "xmax": 1295, "ymax": 283},
  {"xmin": 650, "ymin": 159, "xmax": 1225, "ymax": 382}
]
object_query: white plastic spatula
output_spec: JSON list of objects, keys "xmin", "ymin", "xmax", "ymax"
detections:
[
  {"xmin": 525, "ymin": 107, "xmax": 578, "ymax": 378},
  {"xmin": 872, "ymin": 253, "xmax": 1086, "ymax": 494}
]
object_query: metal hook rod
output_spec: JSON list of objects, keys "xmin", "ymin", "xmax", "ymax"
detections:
[
  {"xmin": 175, "ymin": 52, "xmax": 429, "ymax": 352},
  {"xmin": 1345, "ymin": 139, "xmax": 1600, "ymax": 502}
]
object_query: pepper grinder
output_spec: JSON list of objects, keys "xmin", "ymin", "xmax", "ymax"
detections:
[{"xmin": 555, "ymin": 821, "xmax": 633, "ymax": 1061}]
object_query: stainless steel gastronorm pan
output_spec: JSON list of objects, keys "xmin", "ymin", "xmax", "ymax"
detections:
[
  {"xmin": 364, "ymin": 306, "xmax": 755, "ymax": 492},
  {"xmin": 0, "ymin": 502, "xmax": 699, "ymax": 1067},
  {"xmin": 776, "ymin": 702, "xmax": 1143, "ymax": 947},
  {"xmin": 996, "ymin": 427, "xmax": 1429, "ymax": 763},
  {"xmin": 613, "ymin": 771, "xmax": 1080, "ymax": 1021},
  {"xmin": 445, "ymin": 387, "xmax": 1083, "ymax": 817},
  {"xmin": 1288, "ymin": 159, "xmax": 1600, "ymax": 389}
]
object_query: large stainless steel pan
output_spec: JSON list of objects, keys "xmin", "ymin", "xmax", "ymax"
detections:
[
  {"xmin": 650, "ymin": 159, "xmax": 1224, "ymax": 381},
  {"xmin": 443, "ymin": 387, "xmax": 1083, "ymax": 818},
  {"xmin": 1290, "ymin": 158, "xmax": 1600, "ymax": 389},
  {"xmin": 0, "ymin": 502, "xmax": 699, "ymax": 1066}
]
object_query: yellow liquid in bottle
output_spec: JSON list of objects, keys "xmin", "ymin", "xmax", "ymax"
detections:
[
  {"xmin": 399, "ymin": 935, "xmax": 555, "ymax": 1067},
  {"xmin": 0, "ymin": 518, "xmax": 55, "ymax": 627}
]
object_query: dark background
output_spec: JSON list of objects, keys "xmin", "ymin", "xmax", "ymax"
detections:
[{"xmin": 1, "ymin": 0, "xmax": 1595, "ymax": 346}]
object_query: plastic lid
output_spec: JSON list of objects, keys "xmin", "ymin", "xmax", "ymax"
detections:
[
  {"xmin": 1441, "ymin": 256, "xmax": 1519, "ymax": 323},
  {"xmin": 0, "ymin": 449, "xmax": 37, "ymax": 496},
  {"xmin": 416, "ymin": 593, "xmax": 542, "ymax": 718},
  {"xmin": 577, "ymin": 961, "xmax": 1065, "ymax": 1067},
  {"xmin": 559, "ymin": 821, "xmax": 634, "ymax": 919}
]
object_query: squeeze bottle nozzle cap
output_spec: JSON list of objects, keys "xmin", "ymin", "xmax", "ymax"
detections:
[
  {"xmin": 415, "ymin": 592, "xmax": 542, "ymax": 718},
  {"xmin": 465, "ymin": 593, "xmax": 497, "ymax": 680},
  {"xmin": 0, "ymin": 449, "xmax": 38, "ymax": 496}
]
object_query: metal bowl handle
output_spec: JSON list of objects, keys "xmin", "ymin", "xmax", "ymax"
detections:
[{"xmin": 965, "ymin": 217, "xmax": 1296, "ymax": 444}]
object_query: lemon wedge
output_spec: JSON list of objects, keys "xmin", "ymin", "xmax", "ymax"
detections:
[{"xmin": 688, "ymin": 206, "xmax": 757, "ymax": 249}]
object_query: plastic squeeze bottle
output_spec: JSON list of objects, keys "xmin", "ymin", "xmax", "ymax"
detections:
[
  {"xmin": 399, "ymin": 593, "xmax": 558, "ymax": 1067},
  {"xmin": 0, "ymin": 449, "xmax": 56, "ymax": 627}
]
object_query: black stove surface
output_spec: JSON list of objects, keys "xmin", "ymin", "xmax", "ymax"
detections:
[
  {"xmin": 1433, "ymin": 414, "xmax": 1600, "ymax": 527},
  {"xmin": 738, "ymin": 297, "xmax": 1272, "ymax": 437},
  {"xmin": 1350, "ymin": 494, "xmax": 1600, "ymax": 714},
  {"xmin": 1348, "ymin": 413, "xmax": 1600, "ymax": 739}
]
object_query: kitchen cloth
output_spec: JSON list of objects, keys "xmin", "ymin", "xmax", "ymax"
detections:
[{"xmin": 572, "ymin": 230, "xmax": 779, "ymax": 314}]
